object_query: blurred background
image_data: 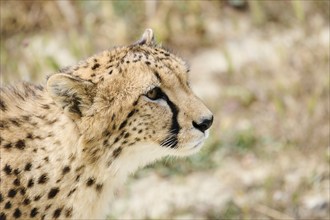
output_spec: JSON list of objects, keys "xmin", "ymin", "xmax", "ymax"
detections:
[{"xmin": 0, "ymin": 0, "xmax": 329, "ymax": 219}]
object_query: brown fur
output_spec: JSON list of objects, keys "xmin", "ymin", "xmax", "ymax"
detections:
[{"xmin": 0, "ymin": 29, "xmax": 213, "ymax": 219}]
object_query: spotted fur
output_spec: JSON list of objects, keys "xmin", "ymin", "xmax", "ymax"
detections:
[{"xmin": 0, "ymin": 29, "xmax": 213, "ymax": 219}]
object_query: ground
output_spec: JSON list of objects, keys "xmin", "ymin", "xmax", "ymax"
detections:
[{"xmin": 0, "ymin": 1, "xmax": 329, "ymax": 219}]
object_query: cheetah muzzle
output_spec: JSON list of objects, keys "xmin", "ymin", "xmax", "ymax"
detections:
[{"xmin": 0, "ymin": 29, "xmax": 213, "ymax": 219}]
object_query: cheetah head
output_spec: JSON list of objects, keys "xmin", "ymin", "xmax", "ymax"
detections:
[{"xmin": 47, "ymin": 29, "xmax": 213, "ymax": 162}]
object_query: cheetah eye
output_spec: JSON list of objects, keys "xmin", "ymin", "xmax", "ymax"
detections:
[{"xmin": 145, "ymin": 87, "xmax": 164, "ymax": 101}]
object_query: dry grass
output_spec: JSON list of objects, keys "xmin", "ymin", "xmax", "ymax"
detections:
[{"xmin": 1, "ymin": 1, "xmax": 329, "ymax": 219}]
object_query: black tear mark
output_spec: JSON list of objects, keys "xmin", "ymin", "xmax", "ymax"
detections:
[{"xmin": 160, "ymin": 92, "xmax": 180, "ymax": 148}]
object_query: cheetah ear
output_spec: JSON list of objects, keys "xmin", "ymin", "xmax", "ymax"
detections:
[
  {"xmin": 47, "ymin": 74, "xmax": 95, "ymax": 119},
  {"xmin": 135, "ymin": 28, "xmax": 155, "ymax": 46}
]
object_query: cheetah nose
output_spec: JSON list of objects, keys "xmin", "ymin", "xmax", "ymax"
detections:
[{"xmin": 192, "ymin": 115, "xmax": 214, "ymax": 133}]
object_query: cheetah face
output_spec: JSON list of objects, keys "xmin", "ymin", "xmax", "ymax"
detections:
[
  {"xmin": 131, "ymin": 66, "xmax": 213, "ymax": 156},
  {"xmin": 47, "ymin": 29, "xmax": 213, "ymax": 158}
]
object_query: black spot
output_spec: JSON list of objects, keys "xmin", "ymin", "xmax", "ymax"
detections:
[
  {"xmin": 154, "ymin": 71, "xmax": 162, "ymax": 82},
  {"xmin": 108, "ymin": 70, "xmax": 113, "ymax": 75},
  {"xmin": 48, "ymin": 187, "xmax": 59, "ymax": 199},
  {"xmin": 86, "ymin": 177, "xmax": 95, "ymax": 186},
  {"xmin": 38, "ymin": 173, "xmax": 48, "ymax": 184},
  {"xmin": 45, "ymin": 204, "xmax": 52, "ymax": 210},
  {"xmin": 20, "ymin": 188, "xmax": 26, "ymax": 195},
  {"xmin": 13, "ymin": 168, "xmax": 20, "ymax": 175},
  {"xmin": 67, "ymin": 188, "xmax": 76, "ymax": 197},
  {"xmin": 24, "ymin": 162, "xmax": 32, "ymax": 171},
  {"xmin": 91, "ymin": 63, "xmax": 100, "ymax": 70},
  {"xmin": 4, "ymin": 201, "xmax": 11, "ymax": 209},
  {"xmin": 26, "ymin": 133, "xmax": 33, "ymax": 139},
  {"xmin": 22, "ymin": 115, "xmax": 30, "ymax": 122},
  {"xmin": 8, "ymin": 189, "xmax": 17, "ymax": 198},
  {"xmin": 13, "ymin": 208, "xmax": 21, "ymax": 218},
  {"xmin": 30, "ymin": 208, "xmax": 38, "ymax": 217},
  {"xmin": 75, "ymin": 175, "xmax": 81, "ymax": 182},
  {"xmin": 9, "ymin": 118, "xmax": 20, "ymax": 127},
  {"xmin": 133, "ymin": 99, "xmax": 139, "ymax": 106},
  {"xmin": 3, "ymin": 164, "xmax": 12, "ymax": 175},
  {"xmin": 127, "ymin": 109, "xmax": 136, "ymax": 119},
  {"xmin": 113, "ymin": 147, "xmax": 122, "ymax": 158},
  {"xmin": 113, "ymin": 136, "xmax": 120, "ymax": 144},
  {"xmin": 23, "ymin": 198, "xmax": 31, "ymax": 205},
  {"xmin": 53, "ymin": 208, "xmax": 62, "ymax": 218},
  {"xmin": 0, "ymin": 120, "xmax": 8, "ymax": 129},
  {"xmin": 27, "ymin": 179, "xmax": 34, "ymax": 188},
  {"xmin": 123, "ymin": 133, "xmax": 130, "ymax": 139},
  {"xmin": 119, "ymin": 120, "xmax": 127, "ymax": 130},
  {"xmin": 4, "ymin": 143, "xmax": 12, "ymax": 149},
  {"xmin": 15, "ymin": 140, "xmax": 25, "ymax": 150},
  {"xmin": 102, "ymin": 139, "xmax": 108, "ymax": 147},
  {"xmin": 41, "ymin": 104, "xmax": 50, "ymax": 109},
  {"xmin": 0, "ymin": 99, "xmax": 6, "ymax": 111},
  {"xmin": 34, "ymin": 195, "xmax": 41, "ymax": 201},
  {"xmin": 44, "ymin": 157, "xmax": 49, "ymax": 162},
  {"xmin": 145, "ymin": 61, "xmax": 151, "ymax": 65},
  {"xmin": 62, "ymin": 166, "xmax": 70, "ymax": 175},
  {"xmin": 102, "ymin": 130, "xmax": 111, "ymax": 137},
  {"xmin": 13, "ymin": 178, "xmax": 20, "ymax": 186},
  {"xmin": 0, "ymin": 193, "xmax": 3, "ymax": 203},
  {"xmin": 91, "ymin": 73, "xmax": 96, "ymax": 77},
  {"xmin": 96, "ymin": 184, "xmax": 103, "ymax": 193},
  {"xmin": 65, "ymin": 208, "xmax": 73, "ymax": 217},
  {"xmin": 0, "ymin": 212, "xmax": 6, "ymax": 220}
]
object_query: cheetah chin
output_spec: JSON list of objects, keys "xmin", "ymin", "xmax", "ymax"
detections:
[{"xmin": 0, "ymin": 28, "xmax": 213, "ymax": 219}]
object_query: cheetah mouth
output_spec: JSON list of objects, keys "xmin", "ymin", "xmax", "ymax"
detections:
[
  {"xmin": 192, "ymin": 140, "xmax": 205, "ymax": 149},
  {"xmin": 186, "ymin": 130, "xmax": 209, "ymax": 150}
]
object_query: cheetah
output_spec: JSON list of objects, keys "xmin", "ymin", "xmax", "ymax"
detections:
[{"xmin": 0, "ymin": 29, "xmax": 213, "ymax": 219}]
